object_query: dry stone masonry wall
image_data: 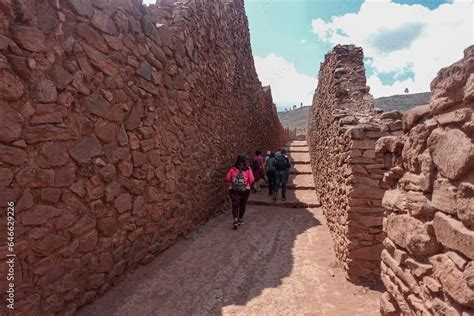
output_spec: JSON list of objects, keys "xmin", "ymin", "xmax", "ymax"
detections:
[
  {"xmin": 307, "ymin": 45, "xmax": 403, "ymax": 281},
  {"xmin": 0, "ymin": 0, "xmax": 286, "ymax": 314},
  {"xmin": 378, "ymin": 46, "xmax": 474, "ymax": 315}
]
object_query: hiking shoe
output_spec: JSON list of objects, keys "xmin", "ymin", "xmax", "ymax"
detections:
[
  {"xmin": 237, "ymin": 218, "xmax": 243, "ymax": 225},
  {"xmin": 232, "ymin": 221, "xmax": 239, "ymax": 230},
  {"xmin": 282, "ymin": 198, "xmax": 286, "ymax": 201}
]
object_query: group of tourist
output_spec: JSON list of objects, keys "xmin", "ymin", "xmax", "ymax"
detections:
[{"xmin": 225, "ymin": 149, "xmax": 292, "ymax": 229}]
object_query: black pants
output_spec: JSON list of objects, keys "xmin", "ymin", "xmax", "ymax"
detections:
[
  {"xmin": 266, "ymin": 170, "xmax": 275, "ymax": 195},
  {"xmin": 274, "ymin": 170, "xmax": 289, "ymax": 199},
  {"xmin": 229, "ymin": 189, "xmax": 250, "ymax": 220}
]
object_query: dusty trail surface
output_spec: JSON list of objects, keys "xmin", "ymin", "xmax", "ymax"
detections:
[{"xmin": 78, "ymin": 206, "xmax": 382, "ymax": 316}]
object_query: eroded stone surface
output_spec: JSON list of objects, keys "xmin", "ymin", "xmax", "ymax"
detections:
[
  {"xmin": 433, "ymin": 212, "xmax": 474, "ymax": 260},
  {"xmin": 0, "ymin": 1, "xmax": 288, "ymax": 315},
  {"xmin": 385, "ymin": 214, "xmax": 439, "ymax": 257},
  {"xmin": 380, "ymin": 45, "xmax": 474, "ymax": 315},
  {"xmin": 0, "ymin": 103, "xmax": 24, "ymax": 142},
  {"xmin": 0, "ymin": 70, "xmax": 24, "ymax": 101},
  {"xmin": 428, "ymin": 127, "xmax": 474, "ymax": 180},
  {"xmin": 430, "ymin": 254, "xmax": 474, "ymax": 308}
]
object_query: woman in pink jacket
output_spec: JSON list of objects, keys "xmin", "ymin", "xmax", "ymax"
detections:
[{"xmin": 226, "ymin": 155, "xmax": 255, "ymax": 229}]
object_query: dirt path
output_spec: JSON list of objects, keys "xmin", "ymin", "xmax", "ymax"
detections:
[
  {"xmin": 78, "ymin": 205, "xmax": 382, "ymax": 316},
  {"xmin": 78, "ymin": 141, "xmax": 383, "ymax": 315}
]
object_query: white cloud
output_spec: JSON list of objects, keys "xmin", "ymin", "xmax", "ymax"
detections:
[
  {"xmin": 300, "ymin": 39, "xmax": 307, "ymax": 44},
  {"xmin": 254, "ymin": 53, "xmax": 317, "ymax": 110},
  {"xmin": 367, "ymin": 75, "xmax": 417, "ymax": 96},
  {"xmin": 312, "ymin": 0, "xmax": 473, "ymax": 97}
]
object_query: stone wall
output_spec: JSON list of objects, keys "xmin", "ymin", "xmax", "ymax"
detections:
[
  {"xmin": 378, "ymin": 46, "xmax": 474, "ymax": 315},
  {"xmin": 0, "ymin": 0, "xmax": 286, "ymax": 314},
  {"xmin": 307, "ymin": 45, "xmax": 402, "ymax": 281}
]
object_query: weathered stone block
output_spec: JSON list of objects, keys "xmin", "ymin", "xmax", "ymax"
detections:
[
  {"xmin": 16, "ymin": 167, "xmax": 55, "ymax": 188},
  {"xmin": 92, "ymin": 10, "xmax": 117, "ymax": 35},
  {"xmin": 70, "ymin": 135, "xmax": 102, "ymax": 164},
  {"xmin": 32, "ymin": 78, "xmax": 57, "ymax": 103},
  {"xmin": 0, "ymin": 102, "xmax": 23, "ymax": 141},
  {"xmin": 352, "ymin": 139, "xmax": 376, "ymax": 150},
  {"xmin": 428, "ymin": 128, "xmax": 474, "ymax": 180},
  {"xmin": 385, "ymin": 214, "xmax": 439, "ymax": 257},
  {"xmin": 69, "ymin": 0, "xmax": 93, "ymax": 17},
  {"xmin": 0, "ymin": 71, "xmax": 24, "ymax": 101},
  {"xmin": 382, "ymin": 189, "xmax": 407, "ymax": 212},
  {"xmin": 429, "ymin": 253, "xmax": 474, "ymax": 307},
  {"xmin": 403, "ymin": 104, "xmax": 431, "ymax": 132},
  {"xmin": 12, "ymin": 26, "xmax": 47, "ymax": 52},
  {"xmin": 433, "ymin": 212, "xmax": 474, "ymax": 260}
]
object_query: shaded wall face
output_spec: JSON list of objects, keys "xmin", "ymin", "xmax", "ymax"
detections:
[
  {"xmin": 307, "ymin": 44, "xmax": 401, "ymax": 281},
  {"xmin": 378, "ymin": 46, "xmax": 474, "ymax": 315},
  {"xmin": 0, "ymin": 0, "xmax": 286, "ymax": 314}
]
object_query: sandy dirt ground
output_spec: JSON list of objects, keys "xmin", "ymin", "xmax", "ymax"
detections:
[{"xmin": 78, "ymin": 205, "xmax": 383, "ymax": 316}]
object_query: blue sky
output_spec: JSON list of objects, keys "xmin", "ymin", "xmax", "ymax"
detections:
[
  {"xmin": 246, "ymin": 0, "xmax": 365, "ymax": 78},
  {"xmin": 246, "ymin": 0, "xmax": 473, "ymax": 110}
]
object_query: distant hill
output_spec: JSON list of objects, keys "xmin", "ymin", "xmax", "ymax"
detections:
[
  {"xmin": 374, "ymin": 92, "xmax": 430, "ymax": 112},
  {"xmin": 278, "ymin": 92, "xmax": 431, "ymax": 134},
  {"xmin": 278, "ymin": 106, "xmax": 311, "ymax": 135}
]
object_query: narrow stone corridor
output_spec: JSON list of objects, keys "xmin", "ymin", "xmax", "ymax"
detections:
[
  {"xmin": 248, "ymin": 140, "xmax": 319, "ymax": 208},
  {"xmin": 1, "ymin": 0, "xmax": 471, "ymax": 313},
  {"xmin": 78, "ymin": 141, "xmax": 382, "ymax": 316}
]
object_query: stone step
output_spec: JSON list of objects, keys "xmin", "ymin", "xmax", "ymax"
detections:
[
  {"xmin": 290, "ymin": 164, "xmax": 312, "ymax": 175},
  {"xmin": 288, "ymin": 152, "xmax": 311, "ymax": 164},
  {"xmin": 261, "ymin": 174, "xmax": 315, "ymax": 190},
  {"xmin": 287, "ymin": 140, "xmax": 307, "ymax": 147},
  {"xmin": 247, "ymin": 190, "xmax": 320, "ymax": 208},
  {"xmin": 287, "ymin": 147, "xmax": 309, "ymax": 153},
  {"xmin": 287, "ymin": 145, "xmax": 308, "ymax": 148}
]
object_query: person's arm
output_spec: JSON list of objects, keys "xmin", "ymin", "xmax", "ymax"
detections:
[
  {"xmin": 226, "ymin": 168, "xmax": 234, "ymax": 183},
  {"xmin": 247, "ymin": 168, "xmax": 255, "ymax": 187}
]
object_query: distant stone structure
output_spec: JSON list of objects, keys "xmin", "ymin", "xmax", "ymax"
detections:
[
  {"xmin": 307, "ymin": 45, "xmax": 403, "ymax": 281},
  {"xmin": 378, "ymin": 46, "xmax": 474, "ymax": 315},
  {"xmin": 0, "ymin": 0, "xmax": 286, "ymax": 314}
]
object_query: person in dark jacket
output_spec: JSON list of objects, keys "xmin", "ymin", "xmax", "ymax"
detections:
[
  {"xmin": 272, "ymin": 149, "xmax": 291, "ymax": 201},
  {"xmin": 264, "ymin": 152, "xmax": 276, "ymax": 196}
]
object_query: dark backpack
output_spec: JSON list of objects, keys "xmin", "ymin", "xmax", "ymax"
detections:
[
  {"xmin": 274, "ymin": 155, "xmax": 290, "ymax": 171},
  {"xmin": 251, "ymin": 159, "xmax": 260, "ymax": 171}
]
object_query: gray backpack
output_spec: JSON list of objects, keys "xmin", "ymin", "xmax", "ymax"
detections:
[{"xmin": 265, "ymin": 157, "xmax": 276, "ymax": 171}]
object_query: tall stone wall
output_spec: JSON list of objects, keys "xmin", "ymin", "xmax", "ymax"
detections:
[
  {"xmin": 0, "ymin": 0, "xmax": 286, "ymax": 314},
  {"xmin": 307, "ymin": 45, "xmax": 402, "ymax": 281},
  {"xmin": 378, "ymin": 46, "xmax": 474, "ymax": 315}
]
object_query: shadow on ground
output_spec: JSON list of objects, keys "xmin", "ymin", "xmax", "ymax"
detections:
[{"xmin": 78, "ymin": 204, "xmax": 320, "ymax": 315}]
